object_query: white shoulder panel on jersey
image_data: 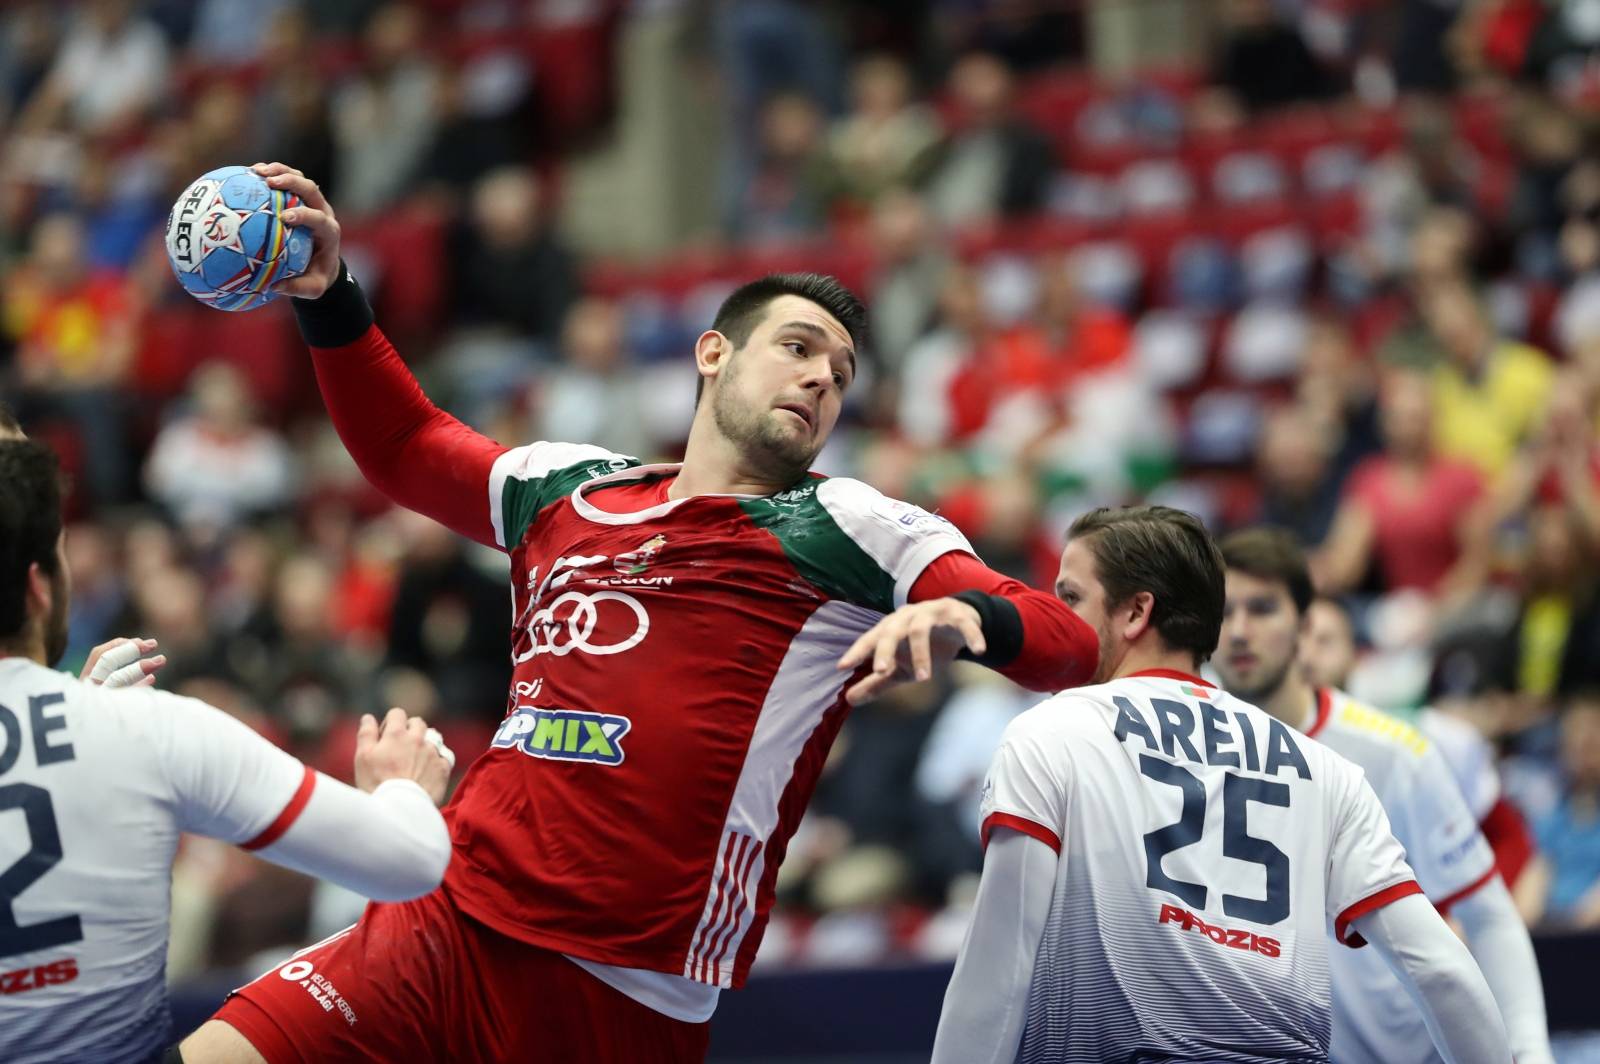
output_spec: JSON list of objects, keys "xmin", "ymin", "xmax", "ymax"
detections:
[
  {"xmin": 815, "ymin": 477, "xmax": 975, "ymax": 607},
  {"xmin": 1419, "ymin": 707, "xmax": 1501, "ymax": 822},
  {"xmin": 488, "ymin": 441, "xmax": 633, "ymax": 547}
]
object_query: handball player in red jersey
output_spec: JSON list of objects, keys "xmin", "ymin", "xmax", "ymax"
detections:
[{"xmin": 178, "ymin": 165, "xmax": 1101, "ymax": 1064}]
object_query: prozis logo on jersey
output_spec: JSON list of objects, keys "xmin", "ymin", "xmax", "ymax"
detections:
[
  {"xmin": 0, "ymin": 958, "xmax": 77, "ymax": 995},
  {"xmin": 492, "ymin": 707, "xmax": 631, "ymax": 766},
  {"xmin": 1157, "ymin": 904, "xmax": 1282, "ymax": 958}
]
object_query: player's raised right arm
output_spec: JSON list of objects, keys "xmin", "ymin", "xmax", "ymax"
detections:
[{"xmin": 255, "ymin": 162, "xmax": 509, "ymax": 549}]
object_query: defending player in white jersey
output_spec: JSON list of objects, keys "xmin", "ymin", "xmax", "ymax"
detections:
[
  {"xmin": 1301, "ymin": 596, "xmax": 1538, "ymax": 895},
  {"xmin": 0, "ymin": 438, "xmax": 456, "ymax": 1064},
  {"xmin": 1214, "ymin": 527, "xmax": 1551, "ymax": 1064},
  {"xmin": 929, "ymin": 506, "xmax": 1510, "ymax": 1064}
]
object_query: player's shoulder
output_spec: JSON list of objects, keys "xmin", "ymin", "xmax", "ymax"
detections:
[
  {"xmin": 808, "ymin": 476, "xmax": 970, "ymax": 544},
  {"xmin": 493, "ymin": 440, "xmax": 640, "ymax": 488},
  {"xmin": 1320, "ymin": 687, "xmax": 1432, "ymax": 764}
]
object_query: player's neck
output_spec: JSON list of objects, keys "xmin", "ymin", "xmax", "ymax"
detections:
[
  {"xmin": 674, "ymin": 421, "xmax": 806, "ymax": 499},
  {"xmin": 0, "ymin": 630, "xmax": 45, "ymax": 666},
  {"xmin": 1258, "ymin": 673, "xmax": 1316, "ymax": 731},
  {"xmin": 1108, "ymin": 641, "xmax": 1203, "ymax": 683}
]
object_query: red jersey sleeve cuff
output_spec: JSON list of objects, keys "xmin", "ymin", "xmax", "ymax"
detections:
[
  {"xmin": 981, "ymin": 811, "xmax": 1061, "ymax": 853},
  {"xmin": 241, "ymin": 765, "xmax": 317, "ymax": 851},
  {"xmin": 1433, "ymin": 867, "xmax": 1499, "ymax": 916},
  {"xmin": 1335, "ymin": 880, "xmax": 1423, "ymax": 947}
]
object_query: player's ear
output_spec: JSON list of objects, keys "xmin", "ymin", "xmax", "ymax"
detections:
[
  {"xmin": 24, "ymin": 561, "xmax": 50, "ymax": 626},
  {"xmin": 694, "ymin": 330, "xmax": 732, "ymax": 385},
  {"xmin": 1122, "ymin": 590, "xmax": 1155, "ymax": 643}
]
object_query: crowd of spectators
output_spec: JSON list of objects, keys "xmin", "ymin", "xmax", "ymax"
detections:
[{"xmin": 5, "ymin": 0, "xmax": 1600, "ymax": 987}]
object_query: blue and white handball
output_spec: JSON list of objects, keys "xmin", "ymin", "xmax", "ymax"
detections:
[{"xmin": 165, "ymin": 165, "xmax": 313, "ymax": 312}]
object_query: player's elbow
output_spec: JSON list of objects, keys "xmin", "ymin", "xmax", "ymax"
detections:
[{"xmin": 368, "ymin": 814, "xmax": 453, "ymax": 902}]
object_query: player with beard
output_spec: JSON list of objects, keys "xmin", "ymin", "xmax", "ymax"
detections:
[
  {"xmin": 1214, "ymin": 528, "xmax": 1552, "ymax": 1064},
  {"xmin": 928, "ymin": 506, "xmax": 1510, "ymax": 1063},
  {"xmin": 180, "ymin": 163, "xmax": 1101, "ymax": 1064},
  {"xmin": 0, "ymin": 439, "xmax": 455, "ymax": 1064}
]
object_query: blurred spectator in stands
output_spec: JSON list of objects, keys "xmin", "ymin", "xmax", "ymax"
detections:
[
  {"xmin": 899, "ymin": 264, "xmax": 993, "ymax": 446},
  {"xmin": 1205, "ymin": 0, "xmax": 1335, "ymax": 117},
  {"xmin": 1357, "ymin": 115, "xmax": 1482, "ymax": 290},
  {"xmin": 0, "ymin": 4, "xmax": 60, "ymax": 126},
  {"xmin": 17, "ymin": 0, "xmax": 169, "ymax": 139},
  {"xmin": 1317, "ymin": 368, "xmax": 1490, "ymax": 601},
  {"xmin": 1253, "ymin": 405, "xmax": 1344, "ymax": 546},
  {"xmin": 922, "ymin": 52, "xmax": 1054, "ymax": 228},
  {"xmin": 68, "ymin": 145, "xmax": 168, "ymax": 272},
  {"xmin": 330, "ymin": 2, "xmax": 440, "ymax": 215},
  {"xmin": 132, "ymin": 562, "xmax": 235, "ymax": 691},
  {"xmin": 418, "ymin": 58, "xmax": 531, "ymax": 204},
  {"xmin": 384, "ymin": 509, "xmax": 507, "ymax": 722},
  {"xmin": 189, "ymin": 0, "xmax": 292, "ymax": 64},
  {"xmin": 1419, "ymin": 281, "xmax": 1554, "ymax": 478},
  {"xmin": 1521, "ymin": 0, "xmax": 1600, "ymax": 105},
  {"xmin": 3, "ymin": 212, "xmax": 139, "ymax": 503},
  {"xmin": 824, "ymin": 55, "xmax": 941, "ymax": 214},
  {"xmin": 868, "ymin": 188, "xmax": 954, "ymax": 379},
  {"xmin": 61, "ymin": 520, "xmax": 130, "ymax": 666},
  {"xmin": 530, "ymin": 297, "xmax": 662, "ymax": 460},
  {"xmin": 1390, "ymin": 0, "xmax": 1466, "ymax": 93},
  {"xmin": 182, "ymin": 81, "xmax": 261, "ymax": 189},
  {"xmin": 927, "ymin": 0, "xmax": 1083, "ymax": 74},
  {"xmin": 260, "ymin": 555, "xmax": 362, "ymax": 727},
  {"xmin": 728, "ymin": 91, "xmax": 831, "ymax": 240},
  {"xmin": 255, "ymin": 9, "xmax": 337, "ymax": 198},
  {"xmin": 144, "ymin": 362, "xmax": 296, "ymax": 542},
  {"xmin": 1507, "ymin": 93, "xmax": 1584, "ymax": 280},
  {"xmin": 449, "ymin": 166, "xmax": 577, "ymax": 344},
  {"xmin": 1523, "ymin": 695, "xmax": 1600, "ymax": 928},
  {"xmin": 1296, "ymin": 316, "xmax": 1383, "ymax": 477}
]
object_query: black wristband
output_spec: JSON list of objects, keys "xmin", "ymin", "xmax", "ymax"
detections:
[
  {"xmin": 290, "ymin": 260, "xmax": 374, "ymax": 348},
  {"xmin": 950, "ymin": 589, "xmax": 1024, "ymax": 669}
]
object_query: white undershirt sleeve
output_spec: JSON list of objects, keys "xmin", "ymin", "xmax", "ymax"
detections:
[
  {"xmin": 149, "ymin": 691, "xmax": 450, "ymax": 901},
  {"xmin": 1352, "ymin": 892, "xmax": 1512, "ymax": 1064},
  {"xmin": 931, "ymin": 829, "xmax": 1058, "ymax": 1064},
  {"xmin": 253, "ymin": 776, "xmax": 452, "ymax": 902},
  {"xmin": 1450, "ymin": 876, "xmax": 1554, "ymax": 1064}
]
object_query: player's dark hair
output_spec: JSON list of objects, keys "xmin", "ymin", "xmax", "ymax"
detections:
[
  {"xmin": 696, "ymin": 273, "xmax": 868, "ymax": 405},
  {"xmin": 0, "ymin": 440, "xmax": 64, "ymax": 642},
  {"xmin": 1218, "ymin": 527, "xmax": 1315, "ymax": 617},
  {"xmin": 1068, "ymin": 505, "xmax": 1226, "ymax": 664}
]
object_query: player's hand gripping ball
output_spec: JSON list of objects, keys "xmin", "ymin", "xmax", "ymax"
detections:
[{"xmin": 165, "ymin": 165, "xmax": 313, "ymax": 311}]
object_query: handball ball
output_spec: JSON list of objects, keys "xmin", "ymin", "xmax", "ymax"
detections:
[{"xmin": 165, "ymin": 166, "xmax": 313, "ymax": 312}]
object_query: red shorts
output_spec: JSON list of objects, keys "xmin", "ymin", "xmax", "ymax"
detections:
[{"xmin": 214, "ymin": 888, "xmax": 712, "ymax": 1063}]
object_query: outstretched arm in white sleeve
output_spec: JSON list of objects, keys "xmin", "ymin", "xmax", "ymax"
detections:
[
  {"xmin": 154, "ymin": 698, "xmax": 454, "ymax": 901},
  {"xmin": 1451, "ymin": 876, "xmax": 1554, "ymax": 1064},
  {"xmin": 1353, "ymin": 892, "xmax": 1512, "ymax": 1064},
  {"xmin": 931, "ymin": 829, "xmax": 1058, "ymax": 1064}
]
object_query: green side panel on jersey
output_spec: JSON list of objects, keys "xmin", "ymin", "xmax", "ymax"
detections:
[
  {"xmin": 739, "ymin": 482, "xmax": 897, "ymax": 613},
  {"xmin": 499, "ymin": 454, "xmax": 642, "ymax": 548}
]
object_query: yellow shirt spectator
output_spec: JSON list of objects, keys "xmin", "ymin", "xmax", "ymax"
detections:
[{"xmin": 1432, "ymin": 340, "xmax": 1554, "ymax": 477}]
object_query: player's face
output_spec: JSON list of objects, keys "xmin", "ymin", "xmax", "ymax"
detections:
[
  {"xmin": 1215, "ymin": 570, "xmax": 1300, "ymax": 703},
  {"xmin": 709, "ymin": 295, "xmax": 856, "ymax": 480},
  {"xmin": 1055, "ymin": 537, "xmax": 1121, "ymax": 684},
  {"xmin": 1299, "ymin": 599, "xmax": 1356, "ymax": 690}
]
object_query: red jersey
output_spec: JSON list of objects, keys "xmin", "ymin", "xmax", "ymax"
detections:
[
  {"xmin": 447, "ymin": 448, "xmax": 977, "ymax": 988},
  {"xmin": 298, "ymin": 309, "xmax": 1098, "ymax": 1001}
]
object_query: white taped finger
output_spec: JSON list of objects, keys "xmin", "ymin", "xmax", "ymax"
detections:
[
  {"xmin": 425, "ymin": 727, "xmax": 456, "ymax": 771},
  {"xmin": 103, "ymin": 660, "xmax": 149, "ymax": 689},
  {"xmin": 89, "ymin": 640, "xmax": 142, "ymax": 684}
]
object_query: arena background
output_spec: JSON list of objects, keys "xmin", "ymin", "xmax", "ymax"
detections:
[{"xmin": 3, "ymin": 0, "xmax": 1600, "ymax": 1059}]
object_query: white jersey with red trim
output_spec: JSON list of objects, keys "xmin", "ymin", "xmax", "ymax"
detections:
[
  {"xmin": 0, "ymin": 658, "xmax": 307, "ymax": 1064},
  {"xmin": 979, "ymin": 671, "xmax": 1419, "ymax": 1062},
  {"xmin": 1308, "ymin": 688, "xmax": 1498, "ymax": 1064},
  {"xmin": 1418, "ymin": 707, "xmax": 1501, "ymax": 823}
]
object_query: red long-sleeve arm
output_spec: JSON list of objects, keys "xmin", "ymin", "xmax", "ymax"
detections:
[
  {"xmin": 908, "ymin": 551, "xmax": 1098, "ymax": 693},
  {"xmin": 310, "ymin": 324, "xmax": 507, "ymax": 548}
]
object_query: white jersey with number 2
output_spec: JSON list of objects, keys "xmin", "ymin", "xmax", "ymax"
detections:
[
  {"xmin": 979, "ymin": 671, "xmax": 1420, "ymax": 1063},
  {"xmin": 0, "ymin": 658, "xmax": 449, "ymax": 1064}
]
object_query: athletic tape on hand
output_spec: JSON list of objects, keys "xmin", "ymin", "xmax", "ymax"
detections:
[{"xmin": 424, "ymin": 727, "xmax": 456, "ymax": 771}]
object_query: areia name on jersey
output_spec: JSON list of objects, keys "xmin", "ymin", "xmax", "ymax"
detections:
[{"xmin": 1111, "ymin": 691, "xmax": 1314, "ymax": 780}]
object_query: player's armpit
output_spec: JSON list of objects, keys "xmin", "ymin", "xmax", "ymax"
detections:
[
  {"xmin": 297, "ymin": 266, "xmax": 507, "ymax": 548},
  {"xmin": 909, "ymin": 552, "xmax": 1098, "ymax": 691}
]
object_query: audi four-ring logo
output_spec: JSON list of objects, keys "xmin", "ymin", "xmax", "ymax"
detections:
[{"xmin": 519, "ymin": 589, "xmax": 650, "ymax": 660}]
